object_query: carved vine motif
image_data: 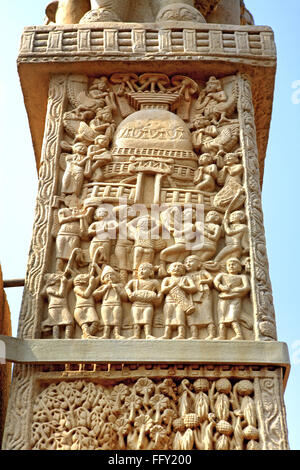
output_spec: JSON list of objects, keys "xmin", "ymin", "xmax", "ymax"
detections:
[
  {"xmin": 237, "ymin": 75, "xmax": 277, "ymax": 341},
  {"xmin": 31, "ymin": 377, "xmax": 261, "ymax": 451},
  {"xmin": 18, "ymin": 75, "xmax": 68, "ymax": 339},
  {"xmin": 255, "ymin": 376, "xmax": 289, "ymax": 450},
  {"xmin": 2, "ymin": 365, "xmax": 35, "ymax": 450}
]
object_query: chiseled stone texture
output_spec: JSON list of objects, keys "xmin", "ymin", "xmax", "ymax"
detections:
[
  {"xmin": 2, "ymin": 2, "xmax": 290, "ymax": 452},
  {"xmin": 0, "ymin": 266, "xmax": 11, "ymax": 447}
]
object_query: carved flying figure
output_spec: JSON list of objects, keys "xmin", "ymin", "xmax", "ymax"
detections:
[
  {"xmin": 75, "ymin": 106, "xmax": 116, "ymax": 146},
  {"xmin": 191, "ymin": 119, "xmax": 240, "ymax": 156},
  {"xmin": 63, "ymin": 75, "xmax": 116, "ymax": 143},
  {"xmin": 86, "ymin": 135, "xmax": 112, "ymax": 182},
  {"xmin": 195, "ymin": 76, "xmax": 238, "ymax": 125}
]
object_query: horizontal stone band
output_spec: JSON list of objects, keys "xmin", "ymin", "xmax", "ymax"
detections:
[{"xmin": 0, "ymin": 335, "xmax": 290, "ymax": 384}]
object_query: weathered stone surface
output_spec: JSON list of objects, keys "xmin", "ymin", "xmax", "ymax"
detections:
[
  {"xmin": 2, "ymin": 1, "xmax": 289, "ymax": 451},
  {"xmin": 0, "ymin": 266, "xmax": 12, "ymax": 447},
  {"xmin": 18, "ymin": 23, "xmax": 276, "ymax": 183}
]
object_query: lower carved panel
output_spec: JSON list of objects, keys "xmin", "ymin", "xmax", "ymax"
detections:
[{"xmin": 27, "ymin": 366, "xmax": 289, "ymax": 450}]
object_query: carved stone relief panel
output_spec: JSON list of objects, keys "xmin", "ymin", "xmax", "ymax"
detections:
[
  {"xmin": 26, "ymin": 366, "xmax": 288, "ymax": 451},
  {"xmin": 17, "ymin": 72, "xmax": 275, "ymax": 342}
]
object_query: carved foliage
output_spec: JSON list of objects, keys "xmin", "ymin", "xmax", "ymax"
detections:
[
  {"xmin": 31, "ymin": 376, "xmax": 264, "ymax": 450},
  {"xmin": 238, "ymin": 75, "xmax": 277, "ymax": 341}
]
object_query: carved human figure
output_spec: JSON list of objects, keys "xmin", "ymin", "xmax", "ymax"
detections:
[
  {"xmin": 125, "ymin": 263, "xmax": 162, "ymax": 340},
  {"xmin": 127, "ymin": 214, "xmax": 159, "ymax": 277},
  {"xmin": 61, "ymin": 142, "xmax": 90, "ymax": 196},
  {"xmin": 76, "ymin": 105, "xmax": 116, "ymax": 145},
  {"xmin": 73, "ymin": 269, "xmax": 100, "ymax": 339},
  {"xmin": 193, "ymin": 153, "xmax": 218, "ymax": 192},
  {"xmin": 86, "ymin": 135, "xmax": 112, "ymax": 182},
  {"xmin": 55, "ymin": 199, "xmax": 92, "ymax": 272},
  {"xmin": 63, "ymin": 76, "xmax": 116, "ymax": 140},
  {"xmin": 41, "ymin": 271, "xmax": 74, "ymax": 339},
  {"xmin": 195, "ymin": 211, "xmax": 222, "ymax": 263},
  {"xmin": 195, "ymin": 76, "xmax": 238, "ymax": 125},
  {"xmin": 213, "ymin": 258, "xmax": 250, "ymax": 340},
  {"xmin": 191, "ymin": 118, "xmax": 240, "ymax": 156},
  {"xmin": 160, "ymin": 207, "xmax": 204, "ymax": 275},
  {"xmin": 214, "ymin": 152, "xmax": 244, "ymax": 212},
  {"xmin": 184, "ymin": 255, "xmax": 215, "ymax": 340},
  {"xmin": 93, "ymin": 265, "xmax": 126, "ymax": 339},
  {"xmin": 215, "ymin": 209, "xmax": 249, "ymax": 264},
  {"xmin": 160, "ymin": 262, "xmax": 197, "ymax": 340},
  {"xmin": 191, "ymin": 116, "xmax": 213, "ymax": 152},
  {"xmin": 88, "ymin": 207, "xmax": 118, "ymax": 265},
  {"xmin": 113, "ymin": 205, "xmax": 135, "ymax": 284}
]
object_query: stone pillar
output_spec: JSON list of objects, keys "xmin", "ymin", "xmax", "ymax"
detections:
[{"xmin": 2, "ymin": 1, "xmax": 290, "ymax": 451}]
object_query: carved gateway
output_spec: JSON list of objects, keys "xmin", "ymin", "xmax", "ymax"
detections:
[{"xmin": 15, "ymin": 72, "xmax": 277, "ymax": 344}]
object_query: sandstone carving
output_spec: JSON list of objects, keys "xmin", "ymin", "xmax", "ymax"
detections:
[
  {"xmin": 2, "ymin": 1, "xmax": 289, "ymax": 452},
  {"xmin": 29, "ymin": 374, "xmax": 276, "ymax": 450},
  {"xmin": 23, "ymin": 72, "xmax": 257, "ymax": 342}
]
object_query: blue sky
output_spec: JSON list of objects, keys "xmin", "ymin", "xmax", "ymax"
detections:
[{"xmin": 0, "ymin": 0, "xmax": 299, "ymax": 450}]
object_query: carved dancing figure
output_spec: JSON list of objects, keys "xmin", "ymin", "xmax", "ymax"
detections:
[
  {"xmin": 125, "ymin": 263, "xmax": 162, "ymax": 340},
  {"xmin": 73, "ymin": 266, "xmax": 101, "ymax": 339},
  {"xmin": 213, "ymin": 258, "xmax": 250, "ymax": 340},
  {"xmin": 160, "ymin": 262, "xmax": 197, "ymax": 340},
  {"xmin": 93, "ymin": 265, "xmax": 126, "ymax": 339},
  {"xmin": 184, "ymin": 255, "xmax": 215, "ymax": 340}
]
